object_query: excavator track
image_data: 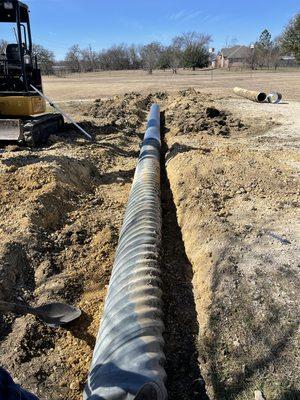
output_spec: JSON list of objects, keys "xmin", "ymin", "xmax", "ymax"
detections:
[
  {"xmin": 0, "ymin": 113, "xmax": 64, "ymax": 147},
  {"xmin": 22, "ymin": 113, "xmax": 64, "ymax": 146}
]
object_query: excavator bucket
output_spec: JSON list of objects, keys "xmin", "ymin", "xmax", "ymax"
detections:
[{"xmin": 0, "ymin": 119, "xmax": 22, "ymax": 142}]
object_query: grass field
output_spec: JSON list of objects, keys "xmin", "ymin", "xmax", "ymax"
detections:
[{"xmin": 43, "ymin": 68, "xmax": 300, "ymax": 102}]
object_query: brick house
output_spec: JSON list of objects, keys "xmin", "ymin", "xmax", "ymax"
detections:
[{"xmin": 215, "ymin": 45, "xmax": 250, "ymax": 68}]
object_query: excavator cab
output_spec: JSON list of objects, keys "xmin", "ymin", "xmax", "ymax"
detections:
[
  {"xmin": 0, "ymin": 0, "xmax": 43, "ymax": 100},
  {"xmin": 0, "ymin": 0, "xmax": 63, "ymax": 145}
]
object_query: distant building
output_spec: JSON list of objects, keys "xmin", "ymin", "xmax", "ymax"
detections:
[
  {"xmin": 280, "ymin": 53, "xmax": 298, "ymax": 67},
  {"xmin": 212, "ymin": 47, "xmax": 298, "ymax": 69},
  {"xmin": 215, "ymin": 45, "xmax": 250, "ymax": 68}
]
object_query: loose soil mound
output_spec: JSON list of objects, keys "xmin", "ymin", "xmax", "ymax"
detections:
[{"xmin": 164, "ymin": 88, "xmax": 247, "ymax": 137}]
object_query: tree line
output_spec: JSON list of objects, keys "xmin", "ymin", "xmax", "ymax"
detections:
[
  {"xmin": 0, "ymin": 12, "xmax": 299, "ymax": 75},
  {"xmin": 64, "ymin": 32, "xmax": 211, "ymax": 74},
  {"xmin": 248, "ymin": 17, "xmax": 299, "ymax": 70},
  {"xmin": 62, "ymin": 13, "xmax": 300, "ymax": 73},
  {"xmin": 247, "ymin": 30, "xmax": 282, "ymax": 70}
]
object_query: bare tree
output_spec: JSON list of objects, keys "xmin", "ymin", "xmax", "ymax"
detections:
[
  {"xmin": 157, "ymin": 45, "xmax": 181, "ymax": 74},
  {"xmin": 245, "ymin": 46, "xmax": 258, "ymax": 70},
  {"xmin": 127, "ymin": 45, "xmax": 142, "ymax": 69},
  {"xmin": 173, "ymin": 32, "xmax": 211, "ymax": 70},
  {"xmin": 33, "ymin": 44, "xmax": 55, "ymax": 75},
  {"xmin": 270, "ymin": 38, "xmax": 282, "ymax": 70},
  {"xmin": 167, "ymin": 43, "xmax": 182, "ymax": 73},
  {"xmin": 65, "ymin": 45, "xmax": 81, "ymax": 72},
  {"xmin": 140, "ymin": 42, "xmax": 162, "ymax": 74},
  {"xmin": 80, "ymin": 44, "xmax": 98, "ymax": 72},
  {"xmin": 98, "ymin": 45, "xmax": 132, "ymax": 70},
  {"xmin": 173, "ymin": 32, "xmax": 211, "ymax": 50},
  {"xmin": 62, "ymin": 31, "xmax": 213, "ymax": 74}
]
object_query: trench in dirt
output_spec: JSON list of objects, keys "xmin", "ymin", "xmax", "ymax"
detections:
[
  {"xmin": 2, "ymin": 90, "xmax": 299, "ymax": 400},
  {"xmin": 160, "ymin": 114, "xmax": 209, "ymax": 400}
]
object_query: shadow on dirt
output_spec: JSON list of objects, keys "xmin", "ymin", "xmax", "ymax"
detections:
[
  {"xmin": 1, "ymin": 120, "xmax": 140, "ymax": 160},
  {"xmin": 99, "ymin": 168, "xmax": 135, "ymax": 185},
  {"xmin": 209, "ymin": 323, "xmax": 299, "ymax": 399},
  {"xmin": 67, "ymin": 310, "xmax": 96, "ymax": 349},
  {"xmin": 165, "ymin": 143, "xmax": 199, "ymax": 163},
  {"xmin": 278, "ymin": 388, "xmax": 300, "ymax": 400},
  {"xmin": 0, "ymin": 242, "xmax": 35, "ymax": 302},
  {"xmin": 1, "ymin": 153, "xmax": 97, "ymax": 168},
  {"xmin": 160, "ymin": 112, "xmax": 209, "ymax": 400},
  {"xmin": 96, "ymin": 141, "xmax": 139, "ymax": 158}
]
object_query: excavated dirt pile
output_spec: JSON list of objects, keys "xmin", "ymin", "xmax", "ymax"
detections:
[
  {"xmin": 0, "ymin": 89, "xmax": 299, "ymax": 400},
  {"xmin": 70, "ymin": 91, "xmax": 168, "ymax": 135},
  {"xmin": 164, "ymin": 89, "xmax": 247, "ymax": 137}
]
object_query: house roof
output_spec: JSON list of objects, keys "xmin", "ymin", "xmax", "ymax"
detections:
[
  {"xmin": 221, "ymin": 45, "xmax": 250, "ymax": 59},
  {"xmin": 281, "ymin": 54, "xmax": 296, "ymax": 60}
]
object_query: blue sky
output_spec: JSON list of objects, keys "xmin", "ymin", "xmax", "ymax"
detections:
[{"xmin": 2, "ymin": 0, "xmax": 299, "ymax": 59}]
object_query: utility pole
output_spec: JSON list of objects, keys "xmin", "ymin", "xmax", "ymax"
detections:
[
  {"xmin": 250, "ymin": 43, "xmax": 255, "ymax": 79},
  {"xmin": 209, "ymin": 48, "xmax": 215, "ymax": 81}
]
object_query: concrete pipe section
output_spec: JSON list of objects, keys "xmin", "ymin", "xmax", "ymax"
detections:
[
  {"xmin": 84, "ymin": 104, "xmax": 167, "ymax": 400},
  {"xmin": 233, "ymin": 87, "xmax": 267, "ymax": 102}
]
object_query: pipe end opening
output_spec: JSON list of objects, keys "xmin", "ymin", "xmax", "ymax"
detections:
[{"xmin": 257, "ymin": 92, "xmax": 267, "ymax": 102}]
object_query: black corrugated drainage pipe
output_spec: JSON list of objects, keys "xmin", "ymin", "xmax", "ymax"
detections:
[{"xmin": 84, "ymin": 104, "xmax": 167, "ymax": 400}]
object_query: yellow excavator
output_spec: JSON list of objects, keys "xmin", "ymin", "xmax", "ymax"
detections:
[{"xmin": 0, "ymin": 0, "xmax": 64, "ymax": 146}]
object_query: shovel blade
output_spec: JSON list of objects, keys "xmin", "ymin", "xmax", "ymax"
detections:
[{"xmin": 36, "ymin": 302, "xmax": 82, "ymax": 326}]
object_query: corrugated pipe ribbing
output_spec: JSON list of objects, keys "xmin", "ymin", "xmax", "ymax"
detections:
[{"xmin": 84, "ymin": 104, "xmax": 167, "ymax": 400}]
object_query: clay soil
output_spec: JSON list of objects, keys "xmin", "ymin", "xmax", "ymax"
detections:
[{"xmin": 0, "ymin": 86, "xmax": 299, "ymax": 400}]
